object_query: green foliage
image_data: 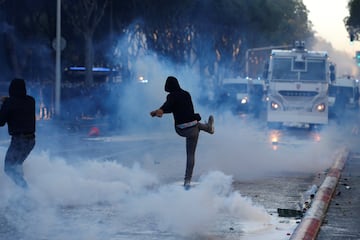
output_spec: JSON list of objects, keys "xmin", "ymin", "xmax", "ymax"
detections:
[
  {"xmin": 114, "ymin": 0, "xmax": 313, "ymax": 76},
  {"xmin": 345, "ymin": 0, "xmax": 360, "ymax": 41},
  {"xmin": 0, "ymin": 0, "xmax": 314, "ymax": 80}
]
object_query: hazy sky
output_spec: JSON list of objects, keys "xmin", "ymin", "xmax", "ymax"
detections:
[{"xmin": 303, "ymin": 0, "xmax": 360, "ymax": 57}]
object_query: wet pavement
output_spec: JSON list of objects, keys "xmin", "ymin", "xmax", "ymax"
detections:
[
  {"xmin": 1, "ymin": 117, "xmax": 358, "ymax": 239},
  {"xmin": 317, "ymin": 150, "xmax": 360, "ymax": 239}
]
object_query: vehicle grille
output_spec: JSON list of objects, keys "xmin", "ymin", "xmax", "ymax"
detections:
[{"xmin": 279, "ymin": 91, "xmax": 318, "ymax": 97}]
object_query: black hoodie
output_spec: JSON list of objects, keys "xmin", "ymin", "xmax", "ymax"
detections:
[
  {"xmin": 160, "ymin": 76, "xmax": 199, "ymax": 125},
  {"xmin": 0, "ymin": 78, "xmax": 35, "ymax": 135}
]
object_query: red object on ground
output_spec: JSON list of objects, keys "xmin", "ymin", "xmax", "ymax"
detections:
[{"xmin": 88, "ymin": 126, "xmax": 100, "ymax": 136}]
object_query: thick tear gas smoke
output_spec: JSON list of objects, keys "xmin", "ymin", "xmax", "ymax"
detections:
[
  {"xmin": 312, "ymin": 37, "xmax": 359, "ymax": 77},
  {"xmin": 0, "ymin": 150, "xmax": 273, "ymax": 239},
  {"xmin": 0, "ymin": 20, "xmax": 346, "ymax": 240},
  {"xmin": 106, "ymin": 55, "xmax": 206, "ymax": 133}
]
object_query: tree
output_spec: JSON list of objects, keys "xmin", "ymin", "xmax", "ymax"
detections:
[
  {"xmin": 345, "ymin": 0, "xmax": 360, "ymax": 41},
  {"xmin": 63, "ymin": 0, "xmax": 108, "ymax": 85},
  {"xmin": 109, "ymin": 0, "xmax": 312, "ymax": 79},
  {"xmin": 0, "ymin": 0, "xmax": 56, "ymax": 81},
  {"xmin": 0, "ymin": 0, "xmax": 314, "ymax": 85}
]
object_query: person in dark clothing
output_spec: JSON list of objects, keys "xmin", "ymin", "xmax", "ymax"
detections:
[
  {"xmin": 0, "ymin": 78, "xmax": 36, "ymax": 188},
  {"xmin": 150, "ymin": 76, "xmax": 214, "ymax": 189}
]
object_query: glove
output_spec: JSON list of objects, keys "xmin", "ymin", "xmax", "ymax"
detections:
[{"xmin": 150, "ymin": 109, "xmax": 163, "ymax": 117}]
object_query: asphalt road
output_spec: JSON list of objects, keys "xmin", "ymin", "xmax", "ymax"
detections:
[{"xmin": 1, "ymin": 115, "xmax": 357, "ymax": 239}]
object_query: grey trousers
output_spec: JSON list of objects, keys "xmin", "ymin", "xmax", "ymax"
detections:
[{"xmin": 175, "ymin": 122, "xmax": 209, "ymax": 182}]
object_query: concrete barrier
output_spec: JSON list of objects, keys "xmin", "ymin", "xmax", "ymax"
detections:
[{"xmin": 290, "ymin": 147, "xmax": 349, "ymax": 240}]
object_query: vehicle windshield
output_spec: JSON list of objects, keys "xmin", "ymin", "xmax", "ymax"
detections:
[
  {"xmin": 300, "ymin": 60, "xmax": 326, "ymax": 81},
  {"xmin": 271, "ymin": 58, "xmax": 327, "ymax": 82},
  {"xmin": 271, "ymin": 58, "xmax": 296, "ymax": 80},
  {"xmin": 221, "ymin": 83, "xmax": 247, "ymax": 94},
  {"xmin": 329, "ymin": 85, "xmax": 354, "ymax": 97}
]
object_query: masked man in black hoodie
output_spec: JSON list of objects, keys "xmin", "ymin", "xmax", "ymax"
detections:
[
  {"xmin": 150, "ymin": 76, "xmax": 214, "ymax": 189},
  {"xmin": 0, "ymin": 78, "xmax": 36, "ymax": 188}
]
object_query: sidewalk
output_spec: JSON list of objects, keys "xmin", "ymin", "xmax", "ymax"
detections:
[
  {"xmin": 289, "ymin": 147, "xmax": 350, "ymax": 240},
  {"xmin": 316, "ymin": 150, "xmax": 360, "ymax": 239}
]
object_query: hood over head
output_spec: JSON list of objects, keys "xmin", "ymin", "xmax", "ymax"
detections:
[
  {"xmin": 9, "ymin": 78, "xmax": 27, "ymax": 97},
  {"xmin": 164, "ymin": 76, "xmax": 181, "ymax": 92}
]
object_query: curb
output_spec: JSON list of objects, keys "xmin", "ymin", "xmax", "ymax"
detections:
[{"xmin": 290, "ymin": 147, "xmax": 349, "ymax": 240}]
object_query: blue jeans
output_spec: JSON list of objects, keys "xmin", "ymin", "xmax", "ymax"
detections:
[{"xmin": 4, "ymin": 135, "xmax": 35, "ymax": 188}]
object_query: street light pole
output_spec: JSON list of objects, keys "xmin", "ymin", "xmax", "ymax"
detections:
[{"xmin": 55, "ymin": 0, "xmax": 61, "ymax": 117}]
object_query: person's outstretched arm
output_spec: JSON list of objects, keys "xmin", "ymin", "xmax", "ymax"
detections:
[{"xmin": 150, "ymin": 109, "xmax": 164, "ymax": 117}]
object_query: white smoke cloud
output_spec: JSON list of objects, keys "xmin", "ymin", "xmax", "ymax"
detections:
[
  {"xmin": 0, "ymin": 21, "xmax": 349, "ymax": 240},
  {"xmin": 311, "ymin": 37, "xmax": 359, "ymax": 77},
  {"xmin": 0, "ymin": 148, "xmax": 274, "ymax": 239}
]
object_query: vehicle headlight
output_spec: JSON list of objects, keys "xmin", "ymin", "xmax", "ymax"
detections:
[
  {"xmin": 138, "ymin": 76, "xmax": 148, "ymax": 83},
  {"xmin": 270, "ymin": 101, "xmax": 280, "ymax": 110},
  {"xmin": 316, "ymin": 103, "xmax": 326, "ymax": 112}
]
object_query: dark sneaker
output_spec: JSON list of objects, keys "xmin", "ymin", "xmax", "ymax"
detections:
[
  {"xmin": 208, "ymin": 115, "xmax": 214, "ymax": 134},
  {"xmin": 184, "ymin": 180, "xmax": 191, "ymax": 190}
]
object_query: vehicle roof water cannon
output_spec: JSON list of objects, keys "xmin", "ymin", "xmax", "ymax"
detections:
[{"xmin": 294, "ymin": 41, "xmax": 306, "ymax": 51}]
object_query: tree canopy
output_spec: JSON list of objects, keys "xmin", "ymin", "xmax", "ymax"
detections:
[{"xmin": 0, "ymin": 0, "xmax": 314, "ymax": 83}]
